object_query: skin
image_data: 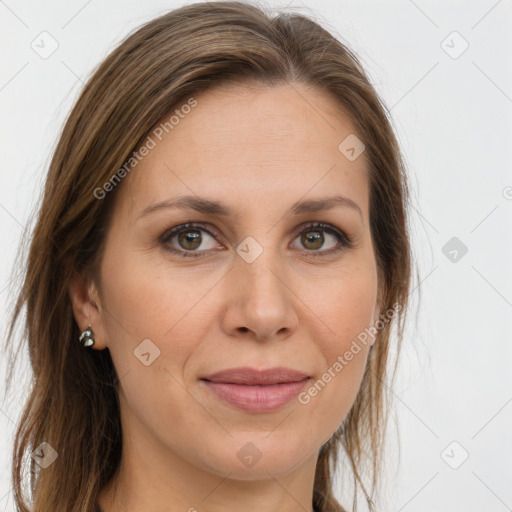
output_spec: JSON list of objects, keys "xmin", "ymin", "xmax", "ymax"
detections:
[{"xmin": 69, "ymin": 81, "xmax": 381, "ymax": 512}]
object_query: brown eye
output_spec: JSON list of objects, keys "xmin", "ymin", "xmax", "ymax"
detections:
[
  {"xmin": 176, "ymin": 229, "xmax": 202, "ymax": 251},
  {"xmin": 291, "ymin": 222, "xmax": 353, "ymax": 256},
  {"xmin": 300, "ymin": 230, "xmax": 324, "ymax": 250},
  {"xmin": 160, "ymin": 221, "xmax": 353, "ymax": 259},
  {"xmin": 160, "ymin": 222, "xmax": 222, "ymax": 258}
]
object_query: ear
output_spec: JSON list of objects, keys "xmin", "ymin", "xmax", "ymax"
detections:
[{"xmin": 68, "ymin": 270, "xmax": 107, "ymax": 350}]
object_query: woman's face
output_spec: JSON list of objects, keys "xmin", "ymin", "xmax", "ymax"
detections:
[{"xmin": 78, "ymin": 82, "xmax": 380, "ymax": 482}]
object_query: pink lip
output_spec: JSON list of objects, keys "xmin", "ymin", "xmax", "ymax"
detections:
[{"xmin": 200, "ymin": 367, "xmax": 310, "ymax": 413}]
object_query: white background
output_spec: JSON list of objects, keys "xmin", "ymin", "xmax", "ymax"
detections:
[{"xmin": 1, "ymin": 0, "xmax": 511, "ymax": 510}]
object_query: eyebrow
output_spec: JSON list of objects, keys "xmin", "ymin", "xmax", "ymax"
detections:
[{"xmin": 137, "ymin": 194, "xmax": 363, "ymax": 220}]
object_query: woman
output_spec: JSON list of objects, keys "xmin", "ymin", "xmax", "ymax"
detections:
[{"xmin": 3, "ymin": 1, "xmax": 413, "ymax": 511}]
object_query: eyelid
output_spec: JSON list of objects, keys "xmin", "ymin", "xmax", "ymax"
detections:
[
  {"xmin": 159, "ymin": 221, "xmax": 224, "ymax": 252},
  {"xmin": 159, "ymin": 220, "xmax": 353, "ymax": 258},
  {"xmin": 301, "ymin": 221, "xmax": 352, "ymax": 244}
]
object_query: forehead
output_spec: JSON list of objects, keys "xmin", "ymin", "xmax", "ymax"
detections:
[{"xmin": 121, "ymin": 82, "xmax": 369, "ymax": 220}]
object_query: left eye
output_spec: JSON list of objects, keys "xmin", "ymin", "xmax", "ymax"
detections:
[
  {"xmin": 160, "ymin": 222, "xmax": 352, "ymax": 258},
  {"xmin": 290, "ymin": 224, "xmax": 347, "ymax": 254}
]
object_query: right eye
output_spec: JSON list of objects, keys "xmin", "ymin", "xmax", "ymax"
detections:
[{"xmin": 159, "ymin": 221, "xmax": 225, "ymax": 258}]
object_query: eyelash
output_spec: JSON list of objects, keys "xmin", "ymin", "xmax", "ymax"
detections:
[{"xmin": 159, "ymin": 221, "xmax": 354, "ymax": 259}]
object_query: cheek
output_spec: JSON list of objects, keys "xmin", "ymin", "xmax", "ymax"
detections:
[
  {"xmin": 100, "ymin": 243, "xmax": 201, "ymax": 338},
  {"xmin": 297, "ymin": 282, "xmax": 374, "ymax": 435},
  {"xmin": 308, "ymin": 261, "xmax": 378, "ymax": 353},
  {"xmin": 99, "ymin": 249, "xmax": 219, "ymax": 392},
  {"xmin": 330, "ymin": 280, "xmax": 375, "ymax": 352},
  {"xmin": 298, "ymin": 260, "xmax": 376, "ymax": 418},
  {"xmin": 99, "ymin": 256, "xmax": 207, "ymax": 434}
]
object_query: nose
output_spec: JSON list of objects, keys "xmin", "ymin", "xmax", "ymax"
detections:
[{"xmin": 220, "ymin": 246, "xmax": 299, "ymax": 342}]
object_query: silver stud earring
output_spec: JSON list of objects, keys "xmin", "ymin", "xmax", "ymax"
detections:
[{"xmin": 79, "ymin": 325, "xmax": 95, "ymax": 348}]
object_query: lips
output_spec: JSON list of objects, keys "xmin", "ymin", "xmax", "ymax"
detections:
[
  {"xmin": 201, "ymin": 366, "xmax": 310, "ymax": 385},
  {"xmin": 200, "ymin": 367, "xmax": 311, "ymax": 413}
]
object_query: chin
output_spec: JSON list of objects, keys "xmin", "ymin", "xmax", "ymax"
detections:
[{"xmin": 194, "ymin": 433, "xmax": 317, "ymax": 480}]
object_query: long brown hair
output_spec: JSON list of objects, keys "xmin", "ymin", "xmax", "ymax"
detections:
[{"xmin": 2, "ymin": 2, "xmax": 413, "ymax": 510}]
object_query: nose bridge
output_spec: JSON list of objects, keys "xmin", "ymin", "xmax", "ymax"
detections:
[
  {"xmin": 235, "ymin": 234, "xmax": 286, "ymax": 301},
  {"xmin": 226, "ymin": 232, "xmax": 297, "ymax": 339}
]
